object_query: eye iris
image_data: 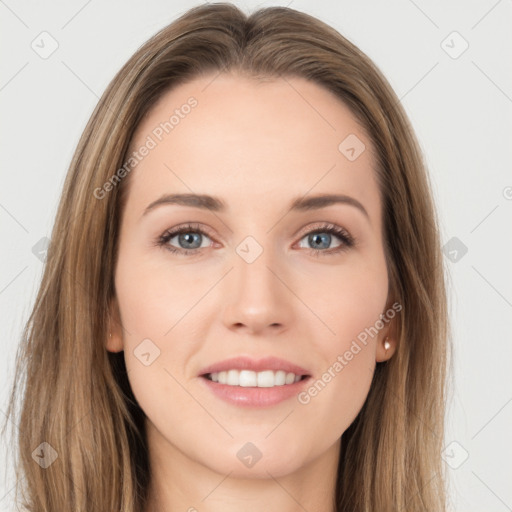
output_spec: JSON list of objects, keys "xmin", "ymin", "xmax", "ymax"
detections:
[
  {"xmin": 309, "ymin": 232, "xmax": 330, "ymax": 249},
  {"xmin": 178, "ymin": 232, "xmax": 202, "ymax": 249}
]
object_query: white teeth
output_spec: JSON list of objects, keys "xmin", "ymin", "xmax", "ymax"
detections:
[
  {"xmin": 239, "ymin": 370, "xmax": 257, "ymax": 387},
  {"xmin": 257, "ymin": 370, "xmax": 277, "ymax": 387},
  {"xmin": 227, "ymin": 369, "xmax": 239, "ymax": 386},
  {"xmin": 273, "ymin": 370, "xmax": 286, "ymax": 386},
  {"xmin": 208, "ymin": 370, "xmax": 303, "ymax": 387}
]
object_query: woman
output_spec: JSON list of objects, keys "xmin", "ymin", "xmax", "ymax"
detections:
[{"xmin": 3, "ymin": 3, "xmax": 449, "ymax": 511}]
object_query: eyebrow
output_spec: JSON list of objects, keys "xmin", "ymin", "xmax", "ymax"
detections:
[{"xmin": 142, "ymin": 192, "xmax": 369, "ymax": 219}]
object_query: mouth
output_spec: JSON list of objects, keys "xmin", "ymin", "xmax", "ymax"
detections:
[
  {"xmin": 202, "ymin": 369, "xmax": 309, "ymax": 388},
  {"xmin": 198, "ymin": 356, "xmax": 312, "ymax": 406}
]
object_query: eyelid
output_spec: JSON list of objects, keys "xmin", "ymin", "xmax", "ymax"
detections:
[{"xmin": 295, "ymin": 221, "xmax": 350, "ymax": 238}]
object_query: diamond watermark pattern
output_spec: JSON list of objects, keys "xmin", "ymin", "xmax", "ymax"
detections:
[
  {"xmin": 31, "ymin": 31, "xmax": 59, "ymax": 59},
  {"xmin": 31, "ymin": 236, "xmax": 50, "ymax": 262},
  {"xmin": 338, "ymin": 134, "xmax": 366, "ymax": 161},
  {"xmin": 236, "ymin": 236, "xmax": 263, "ymax": 264},
  {"xmin": 442, "ymin": 441, "xmax": 469, "ymax": 469},
  {"xmin": 441, "ymin": 31, "xmax": 469, "ymax": 59},
  {"xmin": 442, "ymin": 236, "xmax": 468, "ymax": 263},
  {"xmin": 31, "ymin": 442, "xmax": 58, "ymax": 468},
  {"xmin": 134, "ymin": 338, "xmax": 161, "ymax": 366},
  {"xmin": 236, "ymin": 442, "xmax": 263, "ymax": 468}
]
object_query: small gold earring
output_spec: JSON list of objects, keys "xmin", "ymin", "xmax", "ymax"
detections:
[{"xmin": 384, "ymin": 337, "xmax": 391, "ymax": 351}]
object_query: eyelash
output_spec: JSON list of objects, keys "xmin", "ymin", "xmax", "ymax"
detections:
[{"xmin": 155, "ymin": 222, "xmax": 356, "ymax": 257}]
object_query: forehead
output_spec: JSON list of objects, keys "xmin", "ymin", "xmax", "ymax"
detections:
[{"xmin": 124, "ymin": 72, "xmax": 381, "ymax": 223}]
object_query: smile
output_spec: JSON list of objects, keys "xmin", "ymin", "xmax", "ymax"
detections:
[{"xmin": 204, "ymin": 369, "xmax": 305, "ymax": 387}]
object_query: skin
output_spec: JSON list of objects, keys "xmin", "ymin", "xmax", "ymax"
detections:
[{"xmin": 107, "ymin": 72, "xmax": 397, "ymax": 512}]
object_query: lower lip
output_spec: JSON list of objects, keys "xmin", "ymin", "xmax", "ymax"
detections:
[{"xmin": 200, "ymin": 376, "xmax": 311, "ymax": 407}]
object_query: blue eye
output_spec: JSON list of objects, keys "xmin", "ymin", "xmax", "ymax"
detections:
[
  {"xmin": 296, "ymin": 223, "xmax": 354, "ymax": 256},
  {"xmin": 157, "ymin": 222, "xmax": 355, "ymax": 256},
  {"xmin": 157, "ymin": 223, "xmax": 212, "ymax": 255}
]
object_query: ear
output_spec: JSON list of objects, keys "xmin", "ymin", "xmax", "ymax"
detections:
[
  {"xmin": 375, "ymin": 301, "xmax": 400, "ymax": 363},
  {"xmin": 106, "ymin": 297, "xmax": 124, "ymax": 353}
]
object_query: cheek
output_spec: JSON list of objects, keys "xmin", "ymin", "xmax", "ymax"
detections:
[
  {"xmin": 293, "ymin": 256, "xmax": 387, "ymax": 428},
  {"xmin": 301, "ymin": 253, "xmax": 389, "ymax": 344},
  {"xmin": 295, "ymin": 306, "xmax": 382, "ymax": 450},
  {"xmin": 113, "ymin": 251, "xmax": 204, "ymax": 409},
  {"xmin": 115, "ymin": 248, "xmax": 208, "ymax": 339}
]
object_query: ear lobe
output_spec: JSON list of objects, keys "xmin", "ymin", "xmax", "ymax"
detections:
[
  {"xmin": 375, "ymin": 300, "xmax": 400, "ymax": 362},
  {"xmin": 106, "ymin": 298, "xmax": 124, "ymax": 353},
  {"xmin": 106, "ymin": 332, "xmax": 124, "ymax": 353},
  {"xmin": 376, "ymin": 335, "xmax": 396, "ymax": 362}
]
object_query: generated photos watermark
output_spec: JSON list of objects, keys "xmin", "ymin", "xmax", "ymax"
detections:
[
  {"xmin": 93, "ymin": 96, "xmax": 198, "ymax": 200},
  {"xmin": 297, "ymin": 301, "xmax": 402, "ymax": 405}
]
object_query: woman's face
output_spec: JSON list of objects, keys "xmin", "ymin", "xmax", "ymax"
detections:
[{"xmin": 108, "ymin": 72, "xmax": 396, "ymax": 478}]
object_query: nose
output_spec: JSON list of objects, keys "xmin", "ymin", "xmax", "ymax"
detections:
[{"xmin": 221, "ymin": 245, "xmax": 293, "ymax": 335}]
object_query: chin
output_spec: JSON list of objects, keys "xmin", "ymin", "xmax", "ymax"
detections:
[{"xmin": 202, "ymin": 440, "xmax": 311, "ymax": 479}]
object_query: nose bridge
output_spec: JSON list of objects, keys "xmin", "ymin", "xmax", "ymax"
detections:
[
  {"xmin": 222, "ymin": 233, "xmax": 291, "ymax": 331},
  {"xmin": 234, "ymin": 234, "xmax": 283, "ymax": 302}
]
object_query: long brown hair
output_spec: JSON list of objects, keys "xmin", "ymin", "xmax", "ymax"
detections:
[{"xmin": 3, "ymin": 3, "xmax": 449, "ymax": 510}]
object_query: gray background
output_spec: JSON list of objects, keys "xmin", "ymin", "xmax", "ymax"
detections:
[{"xmin": 1, "ymin": 0, "xmax": 511, "ymax": 510}]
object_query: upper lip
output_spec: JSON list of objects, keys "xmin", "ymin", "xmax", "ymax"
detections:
[{"xmin": 199, "ymin": 356, "xmax": 311, "ymax": 376}]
